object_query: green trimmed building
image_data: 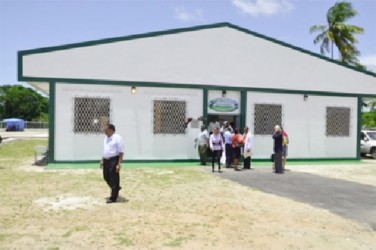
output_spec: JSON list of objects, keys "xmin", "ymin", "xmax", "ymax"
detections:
[{"xmin": 18, "ymin": 23, "xmax": 376, "ymax": 163}]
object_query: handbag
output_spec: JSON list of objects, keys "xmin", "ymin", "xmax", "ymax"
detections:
[{"xmin": 270, "ymin": 153, "xmax": 275, "ymax": 162}]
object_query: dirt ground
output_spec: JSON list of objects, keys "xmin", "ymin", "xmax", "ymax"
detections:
[{"xmin": 0, "ymin": 158, "xmax": 376, "ymax": 249}]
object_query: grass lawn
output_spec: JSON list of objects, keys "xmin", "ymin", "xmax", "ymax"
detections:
[{"xmin": 0, "ymin": 139, "xmax": 375, "ymax": 249}]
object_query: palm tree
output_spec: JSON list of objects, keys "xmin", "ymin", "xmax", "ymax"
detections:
[
  {"xmin": 310, "ymin": 1, "xmax": 364, "ymax": 65},
  {"xmin": 363, "ymin": 98, "xmax": 376, "ymax": 111}
]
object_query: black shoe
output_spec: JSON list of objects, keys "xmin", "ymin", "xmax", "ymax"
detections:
[
  {"xmin": 106, "ymin": 198, "xmax": 116, "ymax": 204},
  {"xmin": 218, "ymin": 170, "xmax": 222, "ymax": 173}
]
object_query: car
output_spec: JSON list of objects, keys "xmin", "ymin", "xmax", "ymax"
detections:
[{"xmin": 360, "ymin": 129, "xmax": 376, "ymax": 159}]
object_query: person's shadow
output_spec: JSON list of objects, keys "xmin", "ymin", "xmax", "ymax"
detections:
[
  {"xmin": 117, "ymin": 196, "xmax": 129, "ymax": 203},
  {"xmin": 104, "ymin": 196, "xmax": 129, "ymax": 203}
]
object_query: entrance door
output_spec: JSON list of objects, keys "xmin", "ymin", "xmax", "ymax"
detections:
[
  {"xmin": 207, "ymin": 114, "xmax": 240, "ymax": 133},
  {"xmin": 206, "ymin": 90, "xmax": 241, "ymax": 160}
]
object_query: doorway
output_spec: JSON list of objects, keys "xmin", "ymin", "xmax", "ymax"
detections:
[{"xmin": 207, "ymin": 114, "xmax": 241, "ymax": 134}]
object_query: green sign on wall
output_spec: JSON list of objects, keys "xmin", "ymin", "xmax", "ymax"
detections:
[{"xmin": 209, "ymin": 97, "xmax": 239, "ymax": 112}]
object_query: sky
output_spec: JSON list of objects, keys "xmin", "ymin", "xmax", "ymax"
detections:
[{"xmin": 1, "ymin": 0, "xmax": 375, "ymax": 88}]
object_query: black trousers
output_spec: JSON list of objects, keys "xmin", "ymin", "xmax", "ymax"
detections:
[
  {"xmin": 225, "ymin": 144, "xmax": 233, "ymax": 166},
  {"xmin": 243, "ymin": 156, "xmax": 251, "ymax": 169},
  {"xmin": 274, "ymin": 152, "xmax": 283, "ymax": 173},
  {"xmin": 212, "ymin": 150, "xmax": 222, "ymax": 170},
  {"xmin": 103, "ymin": 156, "xmax": 120, "ymax": 201}
]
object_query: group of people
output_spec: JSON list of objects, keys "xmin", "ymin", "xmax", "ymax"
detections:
[
  {"xmin": 100, "ymin": 122, "xmax": 288, "ymax": 204},
  {"xmin": 197, "ymin": 122, "xmax": 289, "ymax": 174},
  {"xmin": 196, "ymin": 121, "xmax": 253, "ymax": 173}
]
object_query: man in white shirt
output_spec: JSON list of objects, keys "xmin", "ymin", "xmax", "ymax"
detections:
[
  {"xmin": 220, "ymin": 121, "xmax": 233, "ymax": 134},
  {"xmin": 196, "ymin": 125, "xmax": 209, "ymax": 165},
  {"xmin": 208, "ymin": 118, "xmax": 220, "ymax": 135},
  {"xmin": 100, "ymin": 124, "xmax": 124, "ymax": 203}
]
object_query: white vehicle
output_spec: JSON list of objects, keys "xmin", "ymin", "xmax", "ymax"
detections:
[{"xmin": 360, "ymin": 130, "xmax": 376, "ymax": 159}]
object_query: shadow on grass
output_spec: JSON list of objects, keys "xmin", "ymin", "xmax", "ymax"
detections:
[
  {"xmin": 103, "ymin": 196, "xmax": 129, "ymax": 203},
  {"xmin": 117, "ymin": 196, "xmax": 129, "ymax": 203}
]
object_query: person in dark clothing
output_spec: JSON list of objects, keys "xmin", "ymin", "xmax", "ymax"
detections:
[{"xmin": 272, "ymin": 125, "xmax": 284, "ymax": 174}]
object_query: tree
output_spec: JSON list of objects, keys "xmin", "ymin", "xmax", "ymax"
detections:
[
  {"xmin": 0, "ymin": 85, "xmax": 48, "ymax": 121},
  {"xmin": 362, "ymin": 98, "xmax": 376, "ymax": 129},
  {"xmin": 364, "ymin": 99, "xmax": 376, "ymax": 111},
  {"xmin": 362, "ymin": 111, "xmax": 376, "ymax": 129},
  {"xmin": 310, "ymin": 1, "xmax": 364, "ymax": 66}
]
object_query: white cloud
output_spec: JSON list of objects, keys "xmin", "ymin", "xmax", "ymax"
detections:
[
  {"xmin": 359, "ymin": 54, "xmax": 376, "ymax": 72},
  {"xmin": 231, "ymin": 0, "xmax": 294, "ymax": 17},
  {"xmin": 174, "ymin": 7, "xmax": 204, "ymax": 22}
]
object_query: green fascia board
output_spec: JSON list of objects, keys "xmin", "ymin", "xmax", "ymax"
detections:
[
  {"xmin": 240, "ymin": 90, "xmax": 247, "ymax": 132},
  {"xmin": 48, "ymin": 82, "xmax": 55, "ymax": 163},
  {"xmin": 18, "ymin": 22, "xmax": 376, "ymax": 81},
  {"xmin": 357, "ymin": 97, "xmax": 362, "ymax": 159},
  {"xmin": 20, "ymin": 78, "xmax": 376, "ymax": 98},
  {"xmin": 46, "ymin": 162, "xmax": 198, "ymax": 170},
  {"xmin": 49, "ymin": 159, "xmax": 199, "ymax": 165},
  {"xmin": 49, "ymin": 157, "xmax": 359, "ymax": 164},
  {"xmin": 46, "ymin": 158, "xmax": 363, "ymax": 170}
]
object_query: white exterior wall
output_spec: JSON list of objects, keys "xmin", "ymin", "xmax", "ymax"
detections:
[
  {"xmin": 23, "ymin": 27, "xmax": 376, "ymax": 95},
  {"xmin": 246, "ymin": 92, "xmax": 358, "ymax": 159},
  {"xmin": 55, "ymin": 83, "xmax": 203, "ymax": 161}
]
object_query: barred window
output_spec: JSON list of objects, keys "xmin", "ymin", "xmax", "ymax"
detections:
[
  {"xmin": 74, "ymin": 97, "xmax": 110, "ymax": 134},
  {"xmin": 153, "ymin": 100, "xmax": 186, "ymax": 134},
  {"xmin": 254, "ymin": 104, "xmax": 282, "ymax": 135},
  {"xmin": 326, "ymin": 107, "xmax": 350, "ymax": 137}
]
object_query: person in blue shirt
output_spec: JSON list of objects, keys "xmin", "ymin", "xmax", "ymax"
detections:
[{"xmin": 222, "ymin": 122, "xmax": 234, "ymax": 168}]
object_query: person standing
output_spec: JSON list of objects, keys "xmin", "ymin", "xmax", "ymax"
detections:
[
  {"xmin": 281, "ymin": 127, "xmax": 289, "ymax": 172},
  {"xmin": 196, "ymin": 125, "xmax": 209, "ymax": 165},
  {"xmin": 220, "ymin": 121, "xmax": 233, "ymax": 134},
  {"xmin": 208, "ymin": 117, "xmax": 220, "ymax": 135},
  {"xmin": 100, "ymin": 124, "xmax": 124, "ymax": 203},
  {"xmin": 242, "ymin": 126, "xmax": 252, "ymax": 170},
  {"xmin": 231, "ymin": 128, "xmax": 243, "ymax": 171},
  {"xmin": 272, "ymin": 125, "xmax": 283, "ymax": 174},
  {"xmin": 209, "ymin": 127, "xmax": 224, "ymax": 173},
  {"xmin": 223, "ymin": 125, "xmax": 233, "ymax": 168}
]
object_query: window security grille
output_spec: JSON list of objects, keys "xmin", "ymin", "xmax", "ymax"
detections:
[
  {"xmin": 153, "ymin": 100, "xmax": 186, "ymax": 134},
  {"xmin": 326, "ymin": 107, "xmax": 350, "ymax": 137},
  {"xmin": 74, "ymin": 97, "xmax": 110, "ymax": 134},
  {"xmin": 254, "ymin": 104, "xmax": 282, "ymax": 135}
]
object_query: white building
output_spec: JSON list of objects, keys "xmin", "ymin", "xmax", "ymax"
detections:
[{"xmin": 19, "ymin": 23, "xmax": 376, "ymax": 163}]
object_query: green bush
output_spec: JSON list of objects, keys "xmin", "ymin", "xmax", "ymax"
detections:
[{"xmin": 362, "ymin": 111, "xmax": 376, "ymax": 129}]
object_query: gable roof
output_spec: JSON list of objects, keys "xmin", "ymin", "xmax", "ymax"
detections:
[
  {"xmin": 19, "ymin": 22, "xmax": 376, "ymax": 97},
  {"xmin": 19, "ymin": 22, "xmax": 376, "ymax": 78}
]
